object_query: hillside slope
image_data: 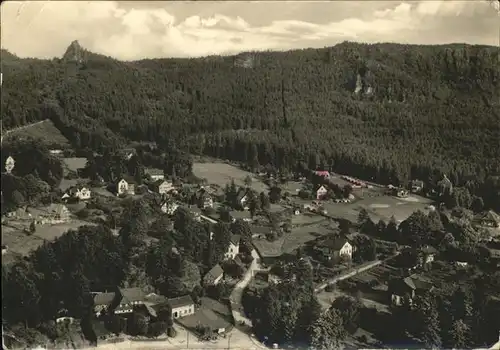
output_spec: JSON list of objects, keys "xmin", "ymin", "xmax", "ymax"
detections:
[{"xmin": 1, "ymin": 41, "xmax": 499, "ymax": 206}]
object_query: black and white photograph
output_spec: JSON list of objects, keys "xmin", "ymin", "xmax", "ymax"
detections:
[{"xmin": 1, "ymin": 1, "xmax": 499, "ymax": 349}]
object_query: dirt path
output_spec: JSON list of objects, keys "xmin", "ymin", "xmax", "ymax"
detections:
[{"xmin": 229, "ymin": 249, "xmax": 267, "ymax": 328}]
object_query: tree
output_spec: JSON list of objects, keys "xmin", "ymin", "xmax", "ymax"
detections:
[
  {"xmin": 231, "ymin": 219, "xmax": 252, "ymax": 252},
  {"xmin": 448, "ymin": 319, "xmax": 470, "ymax": 349},
  {"xmin": 413, "ymin": 293, "xmax": 442, "ymax": 349},
  {"xmin": 244, "ymin": 175, "xmax": 253, "ymax": 188},
  {"xmin": 386, "ymin": 216, "xmax": 399, "ymax": 241},
  {"xmin": 342, "ymin": 184, "xmax": 353, "ymax": 199},
  {"xmin": 268, "ymin": 186, "xmax": 282, "ymax": 204},
  {"xmin": 330, "ymin": 296, "xmax": 363, "ymax": 333},
  {"xmin": 156, "ymin": 303, "xmax": 174, "ymax": 328},
  {"xmin": 29, "ymin": 221, "xmax": 36, "ymax": 233},
  {"xmin": 259, "ymin": 191, "xmax": 271, "ymax": 210},
  {"xmin": 310, "ymin": 308, "xmax": 346, "ymax": 350},
  {"xmin": 470, "ymin": 196, "xmax": 484, "ymax": 213},
  {"xmin": 148, "ymin": 322, "xmax": 168, "ymax": 338},
  {"xmin": 375, "ymin": 219, "xmax": 386, "ymax": 238},
  {"xmin": 11, "ymin": 189, "xmax": 25, "ymax": 207},
  {"xmin": 247, "ymin": 190, "xmax": 260, "ymax": 218},
  {"xmin": 127, "ymin": 312, "xmax": 149, "ymax": 336},
  {"xmin": 105, "ymin": 315, "xmax": 127, "ymax": 335}
]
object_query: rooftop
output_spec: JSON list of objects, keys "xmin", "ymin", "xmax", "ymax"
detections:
[
  {"xmin": 204, "ymin": 264, "xmax": 224, "ymax": 280},
  {"xmin": 168, "ymin": 295, "xmax": 195, "ymax": 309}
]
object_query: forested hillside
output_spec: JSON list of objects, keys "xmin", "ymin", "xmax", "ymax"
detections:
[{"xmin": 1, "ymin": 41, "xmax": 499, "ymax": 208}]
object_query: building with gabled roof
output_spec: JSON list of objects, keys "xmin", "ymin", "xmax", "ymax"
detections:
[
  {"xmin": 475, "ymin": 210, "xmax": 500, "ymax": 228},
  {"xmin": 203, "ymin": 264, "xmax": 224, "ymax": 286},
  {"xmin": 388, "ymin": 274, "xmax": 435, "ymax": 306},
  {"xmin": 145, "ymin": 168, "xmax": 165, "ymax": 181},
  {"xmin": 225, "ymin": 235, "xmax": 241, "ymax": 259},
  {"xmin": 168, "ymin": 295, "xmax": 195, "ymax": 319}
]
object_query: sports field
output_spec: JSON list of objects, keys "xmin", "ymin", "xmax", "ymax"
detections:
[{"xmin": 192, "ymin": 162, "xmax": 268, "ymax": 193}]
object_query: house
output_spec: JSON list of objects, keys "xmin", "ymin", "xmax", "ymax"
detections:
[
  {"xmin": 475, "ymin": 210, "xmax": 500, "ymax": 228},
  {"xmin": 93, "ymin": 292, "xmax": 117, "ymax": 317},
  {"xmin": 116, "ymin": 178, "xmax": 135, "ymax": 196},
  {"xmin": 316, "ymin": 185, "xmax": 328, "ymax": 200},
  {"xmin": 122, "ymin": 148, "xmax": 136, "ymax": 161},
  {"xmin": 418, "ymin": 245, "xmax": 438, "ymax": 265},
  {"xmin": 225, "ymin": 235, "xmax": 240, "ymax": 259},
  {"xmin": 203, "ymin": 264, "xmax": 224, "ymax": 286},
  {"xmin": 93, "ymin": 287, "xmax": 147, "ymax": 317},
  {"xmin": 161, "ymin": 201, "xmax": 179, "ymax": 215},
  {"xmin": 168, "ymin": 295, "xmax": 195, "ymax": 319},
  {"xmin": 314, "ymin": 171, "xmax": 330, "ymax": 178},
  {"xmin": 151, "ymin": 180, "xmax": 174, "ymax": 195},
  {"xmin": 236, "ymin": 189, "xmax": 250, "ymax": 209},
  {"xmin": 388, "ymin": 275, "xmax": 435, "ymax": 306},
  {"xmin": 411, "ymin": 180, "xmax": 424, "ymax": 193},
  {"xmin": 316, "ymin": 237, "xmax": 353, "ymax": 262},
  {"xmin": 62, "ymin": 186, "xmax": 91, "ymax": 201},
  {"xmin": 198, "ymin": 191, "xmax": 214, "ymax": 209},
  {"xmin": 145, "ymin": 168, "xmax": 165, "ymax": 181},
  {"xmin": 49, "ymin": 149, "xmax": 63, "ymax": 156},
  {"xmin": 47, "ymin": 204, "xmax": 70, "ymax": 222},
  {"xmin": 4, "ymin": 156, "xmax": 15, "ymax": 173}
]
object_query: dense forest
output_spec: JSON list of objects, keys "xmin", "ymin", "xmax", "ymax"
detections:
[{"xmin": 1, "ymin": 41, "xmax": 499, "ymax": 209}]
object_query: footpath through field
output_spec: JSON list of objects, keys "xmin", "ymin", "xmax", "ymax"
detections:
[{"xmin": 1, "ymin": 120, "xmax": 47, "ymax": 144}]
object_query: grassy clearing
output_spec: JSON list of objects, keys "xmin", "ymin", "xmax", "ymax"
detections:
[
  {"xmin": 322, "ymin": 194, "xmax": 434, "ymax": 224},
  {"xmin": 192, "ymin": 162, "xmax": 268, "ymax": 193},
  {"xmin": 4, "ymin": 119, "xmax": 70, "ymax": 147},
  {"xmin": 62, "ymin": 157, "xmax": 88, "ymax": 173},
  {"xmin": 2, "ymin": 220, "xmax": 96, "ymax": 258},
  {"xmin": 253, "ymin": 222, "xmax": 334, "ymax": 258}
]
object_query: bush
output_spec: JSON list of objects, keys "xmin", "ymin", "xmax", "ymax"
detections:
[
  {"xmin": 167, "ymin": 327, "xmax": 177, "ymax": 338},
  {"xmin": 325, "ymin": 284, "xmax": 335, "ymax": 292}
]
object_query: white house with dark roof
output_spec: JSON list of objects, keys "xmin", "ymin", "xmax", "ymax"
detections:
[
  {"xmin": 203, "ymin": 264, "xmax": 224, "ymax": 286},
  {"xmin": 62, "ymin": 186, "xmax": 91, "ymax": 201},
  {"xmin": 4, "ymin": 156, "xmax": 15, "ymax": 173},
  {"xmin": 225, "ymin": 235, "xmax": 241, "ymax": 259},
  {"xmin": 168, "ymin": 295, "xmax": 195, "ymax": 319},
  {"xmin": 116, "ymin": 178, "xmax": 135, "ymax": 196}
]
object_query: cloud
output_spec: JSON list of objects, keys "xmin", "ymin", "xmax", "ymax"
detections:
[{"xmin": 0, "ymin": 1, "xmax": 497, "ymax": 60}]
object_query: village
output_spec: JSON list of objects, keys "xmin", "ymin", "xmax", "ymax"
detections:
[{"xmin": 2, "ymin": 142, "xmax": 500, "ymax": 350}]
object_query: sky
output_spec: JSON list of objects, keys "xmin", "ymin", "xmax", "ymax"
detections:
[{"xmin": 1, "ymin": 1, "xmax": 498, "ymax": 60}]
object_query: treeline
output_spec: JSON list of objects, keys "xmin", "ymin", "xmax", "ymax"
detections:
[{"xmin": 1, "ymin": 42, "xmax": 499, "ymax": 209}]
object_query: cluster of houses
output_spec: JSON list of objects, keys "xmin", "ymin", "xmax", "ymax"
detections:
[{"xmin": 93, "ymin": 287, "xmax": 196, "ymax": 321}]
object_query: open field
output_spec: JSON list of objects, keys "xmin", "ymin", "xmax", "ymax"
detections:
[
  {"xmin": 3, "ymin": 119, "xmax": 70, "ymax": 147},
  {"xmin": 322, "ymin": 194, "xmax": 434, "ymax": 224},
  {"xmin": 291, "ymin": 212, "xmax": 329, "ymax": 226},
  {"xmin": 59, "ymin": 178, "xmax": 80, "ymax": 192},
  {"xmin": 193, "ymin": 162, "xmax": 268, "ymax": 193},
  {"xmin": 62, "ymin": 157, "xmax": 88, "ymax": 173},
  {"xmin": 253, "ymin": 221, "xmax": 335, "ymax": 258},
  {"xmin": 2, "ymin": 220, "xmax": 96, "ymax": 260},
  {"xmin": 281, "ymin": 181, "xmax": 304, "ymax": 195}
]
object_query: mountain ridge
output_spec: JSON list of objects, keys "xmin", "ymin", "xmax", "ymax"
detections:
[{"xmin": 1, "ymin": 40, "xmax": 499, "ymax": 210}]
